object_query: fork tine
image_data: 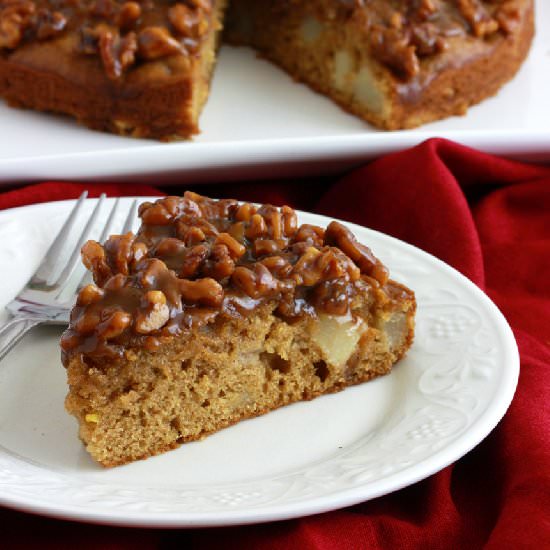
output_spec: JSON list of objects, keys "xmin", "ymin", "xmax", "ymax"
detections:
[
  {"xmin": 30, "ymin": 191, "xmax": 88, "ymax": 287},
  {"xmin": 51, "ymin": 193, "xmax": 107, "ymax": 289},
  {"xmin": 100, "ymin": 197, "xmax": 122, "ymax": 242},
  {"xmin": 122, "ymin": 199, "xmax": 138, "ymax": 234}
]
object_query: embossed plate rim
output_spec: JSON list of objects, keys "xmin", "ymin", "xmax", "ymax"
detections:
[{"xmin": 0, "ymin": 198, "xmax": 519, "ymax": 527}]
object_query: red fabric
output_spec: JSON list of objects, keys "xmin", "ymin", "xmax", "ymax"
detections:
[{"xmin": 1, "ymin": 139, "xmax": 548, "ymax": 549}]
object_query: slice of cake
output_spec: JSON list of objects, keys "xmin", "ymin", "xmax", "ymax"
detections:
[
  {"xmin": 0, "ymin": 0, "xmax": 227, "ymax": 139},
  {"xmin": 225, "ymin": 0, "xmax": 534, "ymax": 130},
  {"xmin": 61, "ymin": 193, "xmax": 416, "ymax": 467}
]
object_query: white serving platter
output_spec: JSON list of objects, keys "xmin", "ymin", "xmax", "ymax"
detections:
[{"xmin": 0, "ymin": 0, "xmax": 548, "ymax": 183}]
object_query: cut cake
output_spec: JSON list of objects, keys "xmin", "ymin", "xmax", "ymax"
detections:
[{"xmin": 0, "ymin": 0, "xmax": 535, "ymax": 138}]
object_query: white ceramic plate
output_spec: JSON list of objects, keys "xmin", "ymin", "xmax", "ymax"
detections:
[
  {"xmin": 0, "ymin": 198, "xmax": 518, "ymax": 527},
  {"xmin": 1, "ymin": 0, "xmax": 549, "ymax": 184}
]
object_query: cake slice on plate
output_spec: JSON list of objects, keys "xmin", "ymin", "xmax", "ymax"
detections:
[{"xmin": 61, "ymin": 193, "xmax": 416, "ymax": 467}]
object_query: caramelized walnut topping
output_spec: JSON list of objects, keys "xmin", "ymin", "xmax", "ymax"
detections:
[
  {"xmin": 415, "ymin": 0, "xmax": 438, "ymax": 20},
  {"xmin": 81, "ymin": 239, "xmax": 110, "ymax": 285},
  {"xmin": 202, "ymin": 243, "xmax": 235, "ymax": 280},
  {"xmin": 187, "ymin": 0, "xmax": 212, "ymax": 11},
  {"xmin": 293, "ymin": 224, "xmax": 325, "ymax": 247},
  {"xmin": 0, "ymin": 0, "xmax": 211, "ymax": 76},
  {"xmin": 179, "ymin": 277, "xmax": 223, "ymax": 306},
  {"xmin": 104, "ymin": 232, "xmax": 135, "ymax": 276},
  {"xmin": 179, "ymin": 244, "xmax": 210, "ymax": 278},
  {"xmin": 312, "ymin": 279, "xmax": 353, "ymax": 316},
  {"xmin": 495, "ymin": 3, "xmax": 522, "ymax": 34},
  {"xmin": 245, "ymin": 214, "xmax": 268, "ymax": 240},
  {"xmin": 260, "ymin": 255, "xmax": 292, "ymax": 278},
  {"xmin": 0, "ymin": 0, "xmax": 514, "ymax": 84},
  {"xmin": 176, "ymin": 215, "xmax": 218, "ymax": 245},
  {"xmin": 117, "ymin": 2, "xmax": 141, "ymax": 32},
  {"xmin": 232, "ymin": 264, "xmax": 280, "ymax": 300},
  {"xmin": 104, "ymin": 273, "xmax": 127, "ymax": 291},
  {"xmin": 337, "ymin": 0, "xmax": 514, "ymax": 80},
  {"xmin": 137, "ymin": 26, "xmax": 184, "ymax": 60},
  {"xmin": 281, "ymin": 205, "xmax": 298, "ymax": 237},
  {"xmin": 79, "ymin": 26, "xmax": 101, "ymax": 55},
  {"xmin": 324, "ymin": 221, "xmax": 389, "ymax": 285},
  {"xmin": 62, "ymin": 193, "xmax": 400, "ymax": 361},
  {"xmin": 98, "ymin": 28, "xmax": 137, "ymax": 79},
  {"xmin": 410, "ymin": 23, "xmax": 448, "ymax": 57},
  {"xmin": 72, "ymin": 309, "xmax": 101, "ymax": 336},
  {"xmin": 139, "ymin": 196, "xmax": 200, "ymax": 225},
  {"xmin": 458, "ymin": 0, "xmax": 499, "ymax": 37},
  {"xmin": 97, "ymin": 310, "xmax": 132, "ymax": 339},
  {"xmin": 36, "ymin": 9, "xmax": 66, "ymax": 40},
  {"xmin": 90, "ymin": 0, "xmax": 116, "ymax": 19},
  {"xmin": 370, "ymin": 26, "xmax": 419, "ymax": 80},
  {"xmin": 168, "ymin": 3, "xmax": 209, "ymax": 40},
  {"xmin": 135, "ymin": 290, "xmax": 170, "ymax": 334},
  {"xmin": 235, "ymin": 202, "xmax": 256, "ymax": 222},
  {"xmin": 215, "ymin": 233, "xmax": 246, "ymax": 260},
  {"xmin": 0, "ymin": 0, "xmax": 35, "ymax": 49},
  {"xmin": 253, "ymin": 239, "xmax": 282, "ymax": 257},
  {"xmin": 77, "ymin": 284, "xmax": 105, "ymax": 306}
]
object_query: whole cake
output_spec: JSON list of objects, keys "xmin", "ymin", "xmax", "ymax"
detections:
[
  {"xmin": 0, "ymin": 0, "xmax": 535, "ymax": 139},
  {"xmin": 61, "ymin": 193, "xmax": 416, "ymax": 467}
]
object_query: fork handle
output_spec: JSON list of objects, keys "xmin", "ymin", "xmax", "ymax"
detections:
[{"xmin": 0, "ymin": 317, "xmax": 42, "ymax": 362}]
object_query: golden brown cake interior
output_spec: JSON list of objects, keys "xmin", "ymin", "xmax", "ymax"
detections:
[{"xmin": 61, "ymin": 193, "xmax": 415, "ymax": 467}]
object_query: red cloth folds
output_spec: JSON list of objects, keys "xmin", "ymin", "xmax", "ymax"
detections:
[
  {"xmin": 0, "ymin": 139, "xmax": 548, "ymax": 549},
  {"xmin": 0, "ymin": 181, "xmax": 163, "ymax": 208}
]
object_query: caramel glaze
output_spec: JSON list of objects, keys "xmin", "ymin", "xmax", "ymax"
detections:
[
  {"xmin": 61, "ymin": 192, "xmax": 412, "ymax": 365},
  {"xmin": 0, "ymin": 0, "xmax": 214, "ymax": 79},
  {"xmin": 284, "ymin": 0, "xmax": 523, "ymax": 81},
  {"xmin": 1, "ymin": 0, "xmax": 523, "ymax": 82}
]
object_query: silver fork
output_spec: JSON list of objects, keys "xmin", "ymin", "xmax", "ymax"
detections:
[{"xmin": 0, "ymin": 191, "xmax": 138, "ymax": 362}]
